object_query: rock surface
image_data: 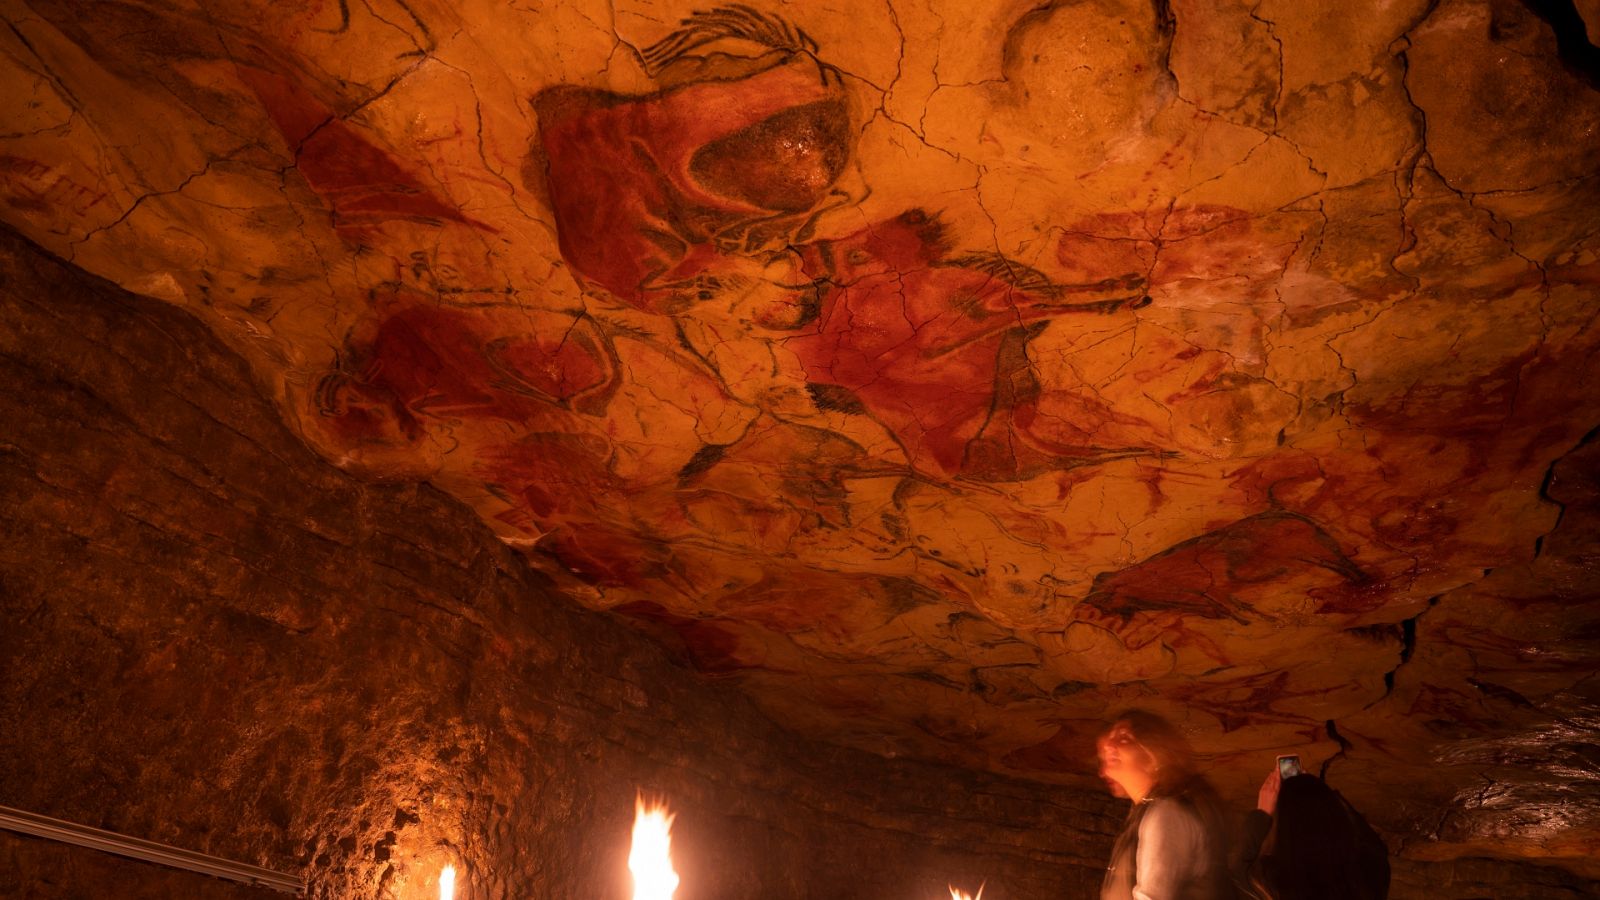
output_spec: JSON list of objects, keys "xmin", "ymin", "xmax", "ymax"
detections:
[{"xmin": 1, "ymin": 0, "xmax": 1599, "ymax": 880}]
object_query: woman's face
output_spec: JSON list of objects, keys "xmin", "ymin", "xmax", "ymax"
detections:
[{"xmin": 1097, "ymin": 720, "xmax": 1157, "ymax": 799}]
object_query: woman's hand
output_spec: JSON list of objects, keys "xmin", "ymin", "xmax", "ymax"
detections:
[{"xmin": 1257, "ymin": 768, "xmax": 1281, "ymax": 814}]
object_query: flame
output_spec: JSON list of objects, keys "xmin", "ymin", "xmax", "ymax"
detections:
[
  {"xmin": 439, "ymin": 864, "xmax": 455, "ymax": 900},
  {"xmin": 949, "ymin": 883, "xmax": 985, "ymax": 900},
  {"xmin": 629, "ymin": 796, "xmax": 680, "ymax": 900}
]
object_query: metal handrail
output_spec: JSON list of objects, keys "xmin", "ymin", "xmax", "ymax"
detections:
[{"xmin": 0, "ymin": 803, "xmax": 304, "ymax": 894}]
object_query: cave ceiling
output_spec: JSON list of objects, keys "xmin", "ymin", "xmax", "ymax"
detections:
[{"xmin": 3, "ymin": 0, "xmax": 1600, "ymax": 874}]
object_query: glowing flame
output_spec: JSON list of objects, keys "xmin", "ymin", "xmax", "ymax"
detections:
[
  {"xmin": 949, "ymin": 883, "xmax": 985, "ymax": 900},
  {"xmin": 439, "ymin": 864, "xmax": 455, "ymax": 900},
  {"xmin": 629, "ymin": 796, "xmax": 680, "ymax": 900}
]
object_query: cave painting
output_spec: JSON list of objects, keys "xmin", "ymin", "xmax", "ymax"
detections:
[
  {"xmin": 242, "ymin": 67, "xmax": 495, "ymax": 241},
  {"xmin": 532, "ymin": 8, "xmax": 1172, "ymax": 481},
  {"xmin": 786, "ymin": 211, "xmax": 1158, "ymax": 479},
  {"xmin": 535, "ymin": 44, "xmax": 850, "ymax": 314},
  {"xmin": 232, "ymin": 1, "xmax": 1600, "ymax": 827},
  {"xmin": 296, "ymin": 5, "xmax": 1439, "ymax": 651}
]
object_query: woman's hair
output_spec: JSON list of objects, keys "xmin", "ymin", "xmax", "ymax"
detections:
[
  {"xmin": 1102, "ymin": 709, "xmax": 1200, "ymax": 796},
  {"xmin": 1256, "ymin": 774, "xmax": 1389, "ymax": 900}
]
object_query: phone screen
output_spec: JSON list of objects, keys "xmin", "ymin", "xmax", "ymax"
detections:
[{"xmin": 1277, "ymin": 755, "xmax": 1302, "ymax": 779}]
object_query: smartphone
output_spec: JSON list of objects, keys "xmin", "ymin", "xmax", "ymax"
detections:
[{"xmin": 1277, "ymin": 754, "xmax": 1302, "ymax": 779}]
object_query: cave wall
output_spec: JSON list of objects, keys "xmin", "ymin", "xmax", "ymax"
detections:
[{"xmin": 0, "ymin": 226, "xmax": 1124, "ymax": 898}]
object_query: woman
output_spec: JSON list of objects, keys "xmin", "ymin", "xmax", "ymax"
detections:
[
  {"xmin": 1241, "ymin": 769, "xmax": 1389, "ymax": 900},
  {"xmin": 1097, "ymin": 710, "xmax": 1236, "ymax": 900}
]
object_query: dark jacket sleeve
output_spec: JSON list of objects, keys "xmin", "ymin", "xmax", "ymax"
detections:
[{"xmin": 1238, "ymin": 809, "xmax": 1272, "ymax": 869}]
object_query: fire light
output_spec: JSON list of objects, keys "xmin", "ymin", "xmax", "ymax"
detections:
[
  {"xmin": 629, "ymin": 796, "xmax": 680, "ymax": 900},
  {"xmin": 439, "ymin": 864, "xmax": 455, "ymax": 900},
  {"xmin": 949, "ymin": 883, "xmax": 985, "ymax": 900}
]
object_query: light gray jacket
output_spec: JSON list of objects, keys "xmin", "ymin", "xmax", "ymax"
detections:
[{"xmin": 1102, "ymin": 789, "xmax": 1235, "ymax": 900}]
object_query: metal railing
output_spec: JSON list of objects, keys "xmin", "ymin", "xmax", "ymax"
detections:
[{"xmin": 0, "ymin": 804, "xmax": 304, "ymax": 894}]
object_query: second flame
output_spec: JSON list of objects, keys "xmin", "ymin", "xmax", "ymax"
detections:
[{"xmin": 629, "ymin": 796, "xmax": 680, "ymax": 900}]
